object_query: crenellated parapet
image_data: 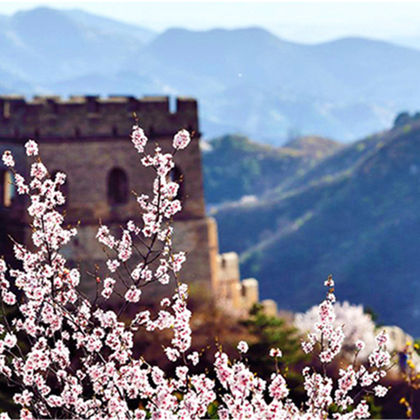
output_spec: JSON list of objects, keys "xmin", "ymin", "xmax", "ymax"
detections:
[
  {"xmin": 0, "ymin": 95, "xmax": 198, "ymax": 140},
  {"xmin": 0, "ymin": 93, "xmax": 253, "ymax": 309}
]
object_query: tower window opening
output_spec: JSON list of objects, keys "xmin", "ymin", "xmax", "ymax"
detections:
[
  {"xmin": 0, "ymin": 170, "xmax": 15, "ymax": 208},
  {"xmin": 3, "ymin": 102, "xmax": 10, "ymax": 119},
  {"xmin": 108, "ymin": 168, "xmax": 129, "ymax": 205}
]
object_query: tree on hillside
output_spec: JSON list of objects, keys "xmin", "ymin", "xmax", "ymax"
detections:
[{"xmin": 394, "ymin": 111, "xmax": 411, "ymax": 128}]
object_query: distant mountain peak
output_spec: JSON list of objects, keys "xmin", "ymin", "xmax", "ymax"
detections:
[
  {"xmin": 153, "ymin": 25, "xmax": 293, "ymax": 46},
  {"xmin": 12, "ymin": 6, "xmax": 70, "ymax": 23},
  {"xmin": 284, "ymin": 136, "xmax": 340, "ymax": 151}
]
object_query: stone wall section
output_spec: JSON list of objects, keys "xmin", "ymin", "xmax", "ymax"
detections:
[{"xmin": 0, "ymin": 95, "xmax": 272, "ymax": 314}]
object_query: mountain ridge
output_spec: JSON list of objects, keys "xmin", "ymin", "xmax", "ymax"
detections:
[
  {"xmin": 1, "ymin": 7, "xmax": 420, "ymax": 143},
  {"xmin": 212, "ymin": 124, "xmax": 420, "ymax": 335}
]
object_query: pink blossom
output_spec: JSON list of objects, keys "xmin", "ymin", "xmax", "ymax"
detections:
[
  {"xmin": 173, "ymin": 129, "xmax": 191, "ymax": 150},
  {"xmin": 237, "ymin": 341, "xmax": 249, "ymax": 354},
  {"xmin": 2, "ymin": 291, "xmax": 16, "ymax": 305},
  {"xmin": 269, "ymin": 348, "xmax": 282, "ymax": 358},
  {"xmin": 124, "ymin": 286, "xmax": 141, "ymax": 303},
  {"xmin": 106, "ymin": 259, "xmax": 120, "ymax": 273},
  {"xmin": 374, "ymin": 385, "xmax": 388, "ymax": 397},
  {"xmin": 355, "ymin": 340, "xmax": 365, "ymax": 352},
  {"xmin": 131, "ymin": 125, "xmax": 148, "ymax": 153},
  {"xmin": 269, "ymin": 374, "xmax": 288, "ymax": 400},
  {"xmin": 24, "ymin": 140, "xmax": 39, "ymax": 157},
  {"xmin": 164, "ymin": 347, "xmax": 180, "ymax": 362},
  {"xmin": 96, "ymin": 225, "xmax": 115, "ymax": 249},
  {"xmin": 375, "ymin": 330, "xmax": 389, "ymax": 347},
  {"xmin": 353, "ymin": 400, "xmax": 370, "ymax": 418},
  {"xmin": 14, "ymin": 174, "xmax": 29, "ymax": 194},
  {"xmin": 187, "ymin": 352, "xmax": 200, "ymax": 366},
  {"xmin": 30, "ymin": 162, "xmax": 48, "ymax": 180},
  {"xmin": 171, "ymin": 252, "xmax": 186, "ymax": 273},
  {"xmin": 4, "ymin": 333, "xmax": 17, "ymax": 348},
  {"xmin": 2, "ymin": 151, "xmax": 14, "ymax": 167},
  {"xmin": 117, "ymin": 230, "xmax": 132, "ymax": 262}
]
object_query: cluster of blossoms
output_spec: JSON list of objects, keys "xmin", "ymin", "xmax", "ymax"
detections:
[
  {"xmin": 295, "ymin": 299, "xmax": 378, "ymax": 360},
  {"xmin": 209, "ymin": 275, "xmax": 392, "ymax": 419},
  {"xmin": 0, "ymin": 126, "xmax": 392, "ymax": 419},
  {"xmin": 297, "ymin": 276, "xmax": 392, "ymax": 418}
]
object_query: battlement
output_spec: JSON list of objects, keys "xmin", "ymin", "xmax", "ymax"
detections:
[{"xmin": 0, "ymin": 95, "xmax": 198, "ymax": 140}]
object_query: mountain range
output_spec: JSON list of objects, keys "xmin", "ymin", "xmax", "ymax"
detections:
[
  {"xmin": 2, "ymin": 7, "xmax": 420, "ymax": 143},
  {"xmin": 211, "ymin": 120, "xmax": 420, "ymax": 336}
]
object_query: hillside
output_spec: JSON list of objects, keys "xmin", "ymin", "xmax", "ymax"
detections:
[
  {"xmin": 203, "ymin": 134, "xmax": 340, "ymax": 205},
  {"xmin": 4, "ymin": 9, "xmax": 420, "ymax": 142},
  {"xmin": 214, "ymin": 123, "xmax": 420, "ymax": 336}
]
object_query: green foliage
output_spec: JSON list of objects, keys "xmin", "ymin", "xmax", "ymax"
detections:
[
  {"xmin": 241, "ymin": 304, "xmax": 308, "ymax": 399},
  {"xmin": 364, "ymin": 306, "xmax": 379, "ymax": 324},
  {"xmin": 393, "ymin": 110, "xmax": 420, "ymax": 129},
  {"xmin": 366, "ymin": 395, "xmax": 384, "ymax": 419},
  {"xmin": 403, "ymin": 124, "xmax": 412, "ymax": 133},
  {"xmin": 206, "ymin": 401, "xmax": 219, "ymax": 419},
  {"xmin": 414, "ymin": 340, "xmax": 420, "ymax": 356},
  {"xmin": 328, "ymin": 396, "xmax": 382, "ymax": 419},
  {"xmin": 394, "ymin": 111, "xmax": 411, "ymax": 128}
]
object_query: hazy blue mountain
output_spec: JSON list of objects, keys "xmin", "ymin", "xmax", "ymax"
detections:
[
  {"xmin": 213, "ymin": 123, "xmax": 420, "ymax": 336},
  {"xmin": 0, "ymin": 7, "xmax": 153, "ymax": 84},
  {"xmin": 125, "ymin": 28, "xmax": 420, "ymax": 143},
  {"xmin": 310, "ymin": 37, "xmax": 420, "ymax": 104},
  {"xmin": 64, "ymin": 9, "xmax": 156, "ymax": 44},
  {"xmin": 3, "ymin": 8, "xmax": 420, "ymax": 143},
  {"xmin": 389, "ymin": 36, "xmax": 420, "ymax": 51},
  {"xmin": 136, "ymin": 27, "xmax": 308, "ymax": 89}
]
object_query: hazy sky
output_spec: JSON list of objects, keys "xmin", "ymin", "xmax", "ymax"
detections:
[{"xmin": 2, "ymin": 0, "xmax": 420, "ymax": 43}]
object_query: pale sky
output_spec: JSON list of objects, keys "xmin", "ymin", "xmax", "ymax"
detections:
[{"xmin": 2, "ymin": 0, "xmax": 420, "ymax": 44}]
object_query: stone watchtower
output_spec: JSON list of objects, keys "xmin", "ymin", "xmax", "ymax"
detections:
[{"xmin": 0, "ymin": 95, "xmax": 263, "ymax": 311}]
